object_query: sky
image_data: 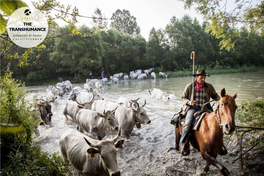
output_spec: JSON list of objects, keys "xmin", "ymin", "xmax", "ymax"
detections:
[{"xmin": 23, "ymin": 0, "xmax": 204, "ymax": 40}]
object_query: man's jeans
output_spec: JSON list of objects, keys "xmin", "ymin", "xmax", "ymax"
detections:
[{"xmin": 180, "ymin": 106, "xmax": 201, "ymax": 144}]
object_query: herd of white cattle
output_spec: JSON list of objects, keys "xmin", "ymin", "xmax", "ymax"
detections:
[{"xmin": 39, "ymin": 69, "xmax": 171, "ymax": 176}]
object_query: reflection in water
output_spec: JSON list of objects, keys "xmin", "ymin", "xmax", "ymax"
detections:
[{"xmin": 27, "ymin": 71, "xmax": 264, "ymax": 175}]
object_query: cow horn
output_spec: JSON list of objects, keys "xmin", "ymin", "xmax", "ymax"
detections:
[
  {"xmin": 76, "ymin": 100, "xmax": 83, "ymax": 105},
  {"xmin": 131, "ymin": 97, "xmax": 140, "ymax": 102},
  {"xmin": 113, "ymin": 106, "xmax": 118, "ymax": 112},
  {"xmin": 83, "ymin": 137, "xmax": 97, "ymax": 148},
  {"xmin": 142, "ymin": 99, "xmax": 146, "ymax": 107},
  {"xmin": 113, "ymin": 130, "xmax": 121, "ymax": 142},
  {"xmin": 89, "ymin": 94, "xmax": 94, "ymax": 105}
]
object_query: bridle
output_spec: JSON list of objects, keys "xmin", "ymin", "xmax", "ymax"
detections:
[{"xmin": 214, "ymin": 101, "xmax": 224, "ymax": 128}]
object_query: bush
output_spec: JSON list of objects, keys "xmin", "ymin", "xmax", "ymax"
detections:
[
  {"xmin": 1, "ymin": 145, "xmax": 73, "ymax": 176},
  {"xmin": 0, "ymin": 72, "xmax": 36, "ymax": 145},
  {"xmin": 0, "ymin": 72, "xmax": 72, "ymax": 175}
]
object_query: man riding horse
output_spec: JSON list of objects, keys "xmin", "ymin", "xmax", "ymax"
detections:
[{"xmin": 180, "ymin": 69, "xmax": 226, "ymax": 155}]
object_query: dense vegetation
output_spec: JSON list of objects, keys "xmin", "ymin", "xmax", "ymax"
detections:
[
  {"xmin": 0, "ymin": 73, "xmax": 72, "ymax": 175},
  {"xmin": 2, "ymin": 15, "xmax": 264, "ymax": 85}
]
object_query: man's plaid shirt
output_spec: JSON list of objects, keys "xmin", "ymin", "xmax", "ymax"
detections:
[{"xmin": 193, "ymin": 86, "xmax": 206, "ymax": 107}]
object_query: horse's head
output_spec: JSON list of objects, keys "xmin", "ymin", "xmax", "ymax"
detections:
[{"xmin": 218, "ymin": 88, "xmax": 237, "ymax": 135}]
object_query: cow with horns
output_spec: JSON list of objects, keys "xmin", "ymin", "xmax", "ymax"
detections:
[{"xmin": 59, "ymin": 129, "xmax": 124, "ymax": 176}]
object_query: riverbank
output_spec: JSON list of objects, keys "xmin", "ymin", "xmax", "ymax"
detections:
[{"xmin": 24, "ymin": 65, "xmax": 264, "ymax": 86}]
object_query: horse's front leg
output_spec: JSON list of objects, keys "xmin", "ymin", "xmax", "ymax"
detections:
[
  {"xmin": 202, "ymin": 151, "xmax": 229, "ymax": 176},
  {"xmin": 174, "ymin": 126, "xmax": 181, "ymax": 150}
]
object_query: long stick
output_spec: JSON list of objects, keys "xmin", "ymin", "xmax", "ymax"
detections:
[{"xmin": 190, "ymin": 51, "xmax": 195, "ymax": 101}]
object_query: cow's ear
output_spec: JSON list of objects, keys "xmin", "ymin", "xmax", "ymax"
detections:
[
  {"xmin": 115, "ymin": 139, "xmax": 124, "ymax": 149},
  {"xmin": 87, "ymin": 148, "xmax": 100, "ymax": 158},
  {"xmin": 97, "ymin": 113, "xmax": 105, "ymax": 118}
]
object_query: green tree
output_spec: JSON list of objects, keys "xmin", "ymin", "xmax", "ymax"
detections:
[
  {"xmin": 180, "ymin": 0, "xmax": 264, "ymax": 51},
  {"xmin": 92, "ymin": 7, "xmax": 108, "ymax": 30},
  {"xmin": 145, "ymin": 28, "xmax": 167, "ymax": 70},
  {"xmin": 110, "ymin": 9, "xmax": 141, "ymax": 37},
  {"xmin": 51, "ymin": 25, "xmax": 103, "ymax": 79}
]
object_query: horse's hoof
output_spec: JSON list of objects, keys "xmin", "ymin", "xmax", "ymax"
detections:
[
  {"xmin": 219, "ymin": 146, "xmax": 228, "ymax": 155},
  {"xmin": 204, "ymin": 165, "xmax": 210, "ymax": 173},
  {"xmin": 221, "ymin": 167, "xmax": 229, "ymax": 176}
]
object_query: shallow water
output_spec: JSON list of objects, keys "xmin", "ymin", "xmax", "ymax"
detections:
[{"xmin": 27, "ymin": 71, "xmax": 264, "ymax": 176}]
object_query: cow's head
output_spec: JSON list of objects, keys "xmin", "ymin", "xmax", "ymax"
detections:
[
  {"xmin": 130, "ymin": 99, "xmax": 151, "ymax": 126},
  {"xmin": 100, "ymin": 107, "xmax": 119, "ymax": 131},
  {"xmin": 83, "ymin": 132, "xmax": 124, "ymax": 176},
  {"xmin": 38, "ymin": 100, "xmax": 53, "ymax": 125},
  {"xmin": 69, "ymin": 92, "xmax": 77, "ymax": 101},
  {"xmin": 93, "ymin": 91, "xmax": 104, "ymax": 100},
  {"xmin": 162, "ymin": 92, "xmax": 170, "ymax": 101}
]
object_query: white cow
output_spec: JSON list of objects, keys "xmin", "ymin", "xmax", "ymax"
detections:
[
  {"xmin": 144, "ymin": 68, "xmax": 154, "ymax": 75},
  {"xmin": 123, "ymin": 75, "xmax": 129, "ymax": 80},
  {"xmin": 55, "ymin": 83, "xmax": 66, "ymax": 97},
  {"xmin": 62, "ymin": 80, "xmax": 72, "ymax": 94},
  {"xmin": 75, "ymin": 108, "xmax": 118, "ymax": 140},
  {"xmin": 59, "ymin": 129, "xmax": 124, "ymax": 176},
  {"xmin": 69, "ymin": 86, "xmax": 86, "ymax": 101},
  {"xmin": 130, "ymin": 71, "xmax": 135, "ymax": 78},
  {"xmin": 86, "ymin": 79, "xmax": 98, "ymax": 84},
  {"xmin": 101, "ymin": 78, "xmax": 108, "ymax": 84},
  {"xmin": 76, "ymin": 91, "xmax": 103, "ymax": 104},
  {"xmin": 95, "ymin": 80, "xmax": 103, "ymax": 92},
  {"xmin": 63, "ymin": 99, "xmax": 93, "ymax": 121},
  {"xmin": 46, "ymin": 86, "xmax": 57, "ymax": 102},
  {"xmin": 137, "ymin": 73, "xmax": 147, "ymax": 80},
  {"xmin": 149, "ymin": 88, "xmax": 170, "ymax": 101},
  {"xmin": 159, "ymin": 72, "xmax": 168, "ymax": 78},
  {"xmin": 131, "ymin": 73, "xmax": 138, "ymax": 79},
  {"xmin": 111, "ymin": 77, "xmax": 119, "ymax": 83},
  {"xmin": 84, "ymin": 82, "xmax": 94, "ymax": 92},
  {"xmin": 151, "ymin": 72, "xmax": 156, "ymax": 79},
  {"xmin": 92, "ymin": 100, "xmax": 151, "ymax": 137}
]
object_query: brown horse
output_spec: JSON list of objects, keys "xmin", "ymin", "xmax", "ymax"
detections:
[{"xmin": 174, "ymin": 88, "xmax": 237, "ymax": 176}]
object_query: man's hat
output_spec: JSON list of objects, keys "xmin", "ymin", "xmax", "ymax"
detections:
[{"xmin": 193, "ymin": 70, "xmax": 210, "ymax": 77}]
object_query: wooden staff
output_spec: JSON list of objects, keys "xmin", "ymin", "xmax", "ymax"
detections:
[{"xmin": 190, "ymin": 51, "xmax": 195, "ymax": 101}]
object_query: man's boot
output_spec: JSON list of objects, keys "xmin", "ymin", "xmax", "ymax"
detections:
[
  {"xmin": 180, "ymin": 134, "xmax": 190, "ymax": 156},
  {"xmin": 180, "ymin": 142, "xmax": 190, "ymax": 156}
]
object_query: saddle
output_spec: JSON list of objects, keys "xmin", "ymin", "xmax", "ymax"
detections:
[
  {"xmin": 178, "ymin": 110, "xmax": 208, "ymax": 130},
  {"xmin": 192, "ymin": 110, "xmax": 207, "ymax": 130}
]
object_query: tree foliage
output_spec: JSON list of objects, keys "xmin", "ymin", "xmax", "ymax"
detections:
[
  {"xmin": 0, "ymin": 0, "xmax": 28, "ymax": 34},
  {"xmin": 110, "ymin": 9, "xmax": 141, "ymax": 36},
  {"xmin": 180, "ymin": 0, "xmax": 264, "ymax": 51},
  {"xmin": 92, "ymin": 7, "xmax": 108, "ymax": 30},
  {"xmin": 0, "ymin": 72, "xmax": 36, "ymax": 145}
]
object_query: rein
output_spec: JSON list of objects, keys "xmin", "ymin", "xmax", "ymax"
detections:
[{"xmin": 214, "ymin": 102, "xmax": 223, "ymax": 128}]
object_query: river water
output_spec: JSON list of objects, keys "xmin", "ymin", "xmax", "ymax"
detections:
[{"xmin": 27, "ymin": 71, "xmax": 264, "ymax": 176}]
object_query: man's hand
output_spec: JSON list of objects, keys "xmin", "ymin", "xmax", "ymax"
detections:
[{"xmin": 190, "ymin": 100, "xmax": 196, "ymax": 106}]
